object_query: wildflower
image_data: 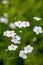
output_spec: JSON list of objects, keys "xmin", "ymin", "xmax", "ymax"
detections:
[
  {"xmin": 11, "ymin": 35, "xmax": 21, "ymax": 44},
  {"xmin": 24, "ymin": 45, "xmax": 33, "ymax": 54},
  {"xmin": 9, "ymin": 23, "xmax": 16, "ymax": 29},
  {"xmin": 33, "ymin": 17, "xmax": 41, "ymax": 21},
  {"xmin": 19, "ymin": 50, "xmax": 27, "ymax": 59},
  {"xmin": 33, "ymin": 26, "xmax": 42, "ymax": 34},
  {"xmin": 22, "ymin": 21, "xmax": 30, "ymax": 27},
  {"xmin": 15, "ymin": 21, "xmax": 30, "ymax": 28},
  {"xmin": 8, "ymin": 44, "xmax": 18, "ymax": 51},
  {"xmin": 0, "ymin": 17, "xmax": 8, "ymax": 24},
  {"xmin": 3, "ymin": 30, "xmax": 16, "ymax": 37},
  {"xmin": 15, "ymin": 21, "xmax": 23, "ymax": 28}
]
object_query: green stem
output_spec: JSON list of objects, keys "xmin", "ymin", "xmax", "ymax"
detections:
[{"xmin": 4, "ymin": 58, "xmax": 11, "ymax": 65}]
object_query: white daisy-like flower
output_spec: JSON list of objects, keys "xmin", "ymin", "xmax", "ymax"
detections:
[
  {"xmin": 11, "ymin": 35, "xmax": 21, "ymax": 44},
  {"xmin": 15, "ymin": 21, "xmax": 23, "ymax": 28},
  {"xmin": 8, "ymin": 44, "xmax": 18, "ymax": 51},
  {"xmin": 3, "ymin": 30, "xmax": 16, "ymax": 37},
  {"xmin": 2, "ymin": 0, "xmax": 8, "ymax": 5},
  {"xmin": 33, "ymin": 26, "xmax": 42, "ymax": 35},
  {"xmin": 9, "ymin": 23, "xmax": 16, "ymax": 29},
  {"xmin": 0, "ymin": 17, "xmax": 8, "ymax": 24},
  {"xmin": 22, "ymin": 21, "xmax": 30, "ymax": 27},
  {"xmin": 33, "ymin": 17, "xmax": 41, "ymax": 21},
  {"xmin": 24, "ymin": 45, "xmax": 33, "ymax": 54},
  {"xmin": 19, "ymin": 50, "xmax": 27, "ymax": 59},
  {"xmin": 15, "ymin": 21, "xmax": 30, "ymax": 28}
]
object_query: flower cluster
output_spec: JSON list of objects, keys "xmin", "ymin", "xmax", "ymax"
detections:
[
  {"xmin": 9, "ymin": 20, "xmax": 30, "ymax": 29},
  {"xmin": 3, "ymin": 30, "xmax": 21, "ymax": 51},
  {"xmin": 19, "ymin": 45, "xmax": 33, "ymax": 59},
  {"xmin": 0, "ymin": 13, "xmax": 8, "ymax": 24},
  {"xmin": 3, "ymin": 30, "xmax": 16, "ymax": 37},
  {"xmin": 2, "ymin": 16, "xmax": 43, "ymax": 59},
  {"xmin": 33, "ymin": 17, "xmax": 43, "ymax": 35}
]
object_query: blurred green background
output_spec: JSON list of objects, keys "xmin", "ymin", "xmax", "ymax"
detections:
[{"xmin": 0, "ymin": 0, "xmax": 43, "ymax": 65}]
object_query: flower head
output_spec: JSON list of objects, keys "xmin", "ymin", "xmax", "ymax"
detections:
[
  {"xmin": 8, "ymin": 44, "xmax": 18, "ymax": 51},
  {"xmin": 9, "ymin": 23, "xmax": 16, "ymax": 29},
  {"xmin": 0, "ymin": 17, "xmax": 8, "ymax": 24},
  {"xmin": 24, "ymin": 45, "xmax": 33, "ymax": 54},
  {"xmin": 3, "ymin": 30, "xmax": 16, "ymax": 37},
  {"xmin": 33, "ymin": 17, "xmax": 41, "ymax": 21},
  {"xmin": 19, "ymin": 50, "xmax": 27, "ymax": 59},
  {"xmin": 22, "ymin": 21, "xmax": 30, "ymax": 27},
  {"xmin": 15, "ymin": 21, "xmax": 23, "ymax": 28},
  {"xmin": 11, "ymin": 35, "xmax": 21, "ymax": 44},
  {"xmin": 33, "ymin": 26, "xmax": 42, "ymax": 34}
]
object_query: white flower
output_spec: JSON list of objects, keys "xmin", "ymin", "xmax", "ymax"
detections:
[
  {"xmin": 15, "ymin": 21, "xmax": 23, "ymax": 28},
  {"xmin": 8, "ymin": 44, "xmax": 18, "ymax": 51},
  {"xmin": 2, "ymin": 0, "xmax": 8, "ymax": 4},
  {"xmin": 19, "ymin": 45, "xmax": 33, "ymax": 59},
  {"xmin": 24, "ymin": 45, "xmax": 33, "ymax": 54},
  {"xmin": 19, "ymin": 50, "xmax": 27, "ymax": 59},
  {"xmin": 22, "ymin": 21, "xmax": 30, "ymax": 27},
  {"xmin": 0, "ymin": 17, "xmax": 8, "ymax": 24},
  {"xmin": 11, "ymin": 35, "xmax": 21, "ymax": 44},
  {"xmin": 3, "ymin": 30, "xmax": 16, "ymax": 37},
  {"xmin": 33, "ymin": 26, "xmax": 42, "ymax": 34},
  {"xmin": 9, "ymin": 23, "xmax": 16, "ymax": 29},
  {"xmin": 15, "ymin": 21, "xmax": 30, "ymax": 28},
  {"xmin": 33, "ymin": 17, "xmax": 41, "ymax": 21}
]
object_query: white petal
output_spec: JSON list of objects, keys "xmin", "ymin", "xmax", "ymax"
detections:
[{"xmin": 8, "ymin": 46, "xmax": 12, "ymax": 51}]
